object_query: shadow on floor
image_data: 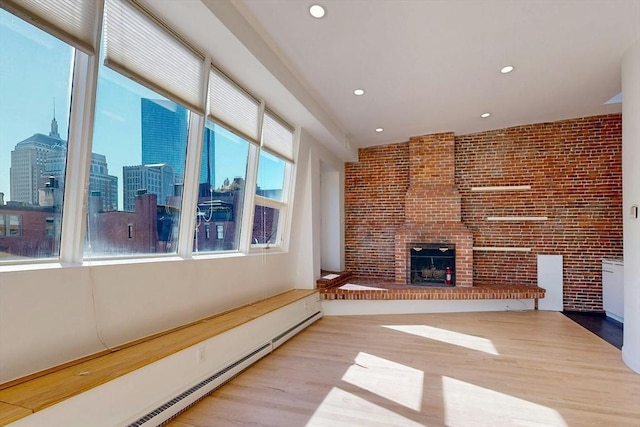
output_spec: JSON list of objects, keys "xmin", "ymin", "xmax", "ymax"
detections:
[{"xmin": 563, "ymin": 311, "xmax": 623, "ymax": 349}]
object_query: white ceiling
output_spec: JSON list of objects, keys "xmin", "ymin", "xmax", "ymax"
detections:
[{"xmin": 234, "ymin": 0, "xmax": 640, "ymax": 148}]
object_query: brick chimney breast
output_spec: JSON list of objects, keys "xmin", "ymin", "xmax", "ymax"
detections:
[{"xmin": 395, "ymin": 132, "xmax": 474, "ymax": 286}]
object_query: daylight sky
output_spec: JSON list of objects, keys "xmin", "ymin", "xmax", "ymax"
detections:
[{"xmin": 0, "ymin": 9, "xmax": 282, "ymax": 210}]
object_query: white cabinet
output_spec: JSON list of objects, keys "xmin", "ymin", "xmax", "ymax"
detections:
[{"xmin": 602, "ymin": 258, "xmax": 624, "ymax": 323}]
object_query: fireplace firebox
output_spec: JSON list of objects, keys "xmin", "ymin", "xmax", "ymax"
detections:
[{"xmin": 410, "ymin": 243, "xmax": 455, "ymax": 286}]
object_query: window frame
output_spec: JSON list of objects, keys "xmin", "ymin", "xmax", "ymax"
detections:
[
  {"xmin": 250, "ymin": 149, "xmax": 295, "ymax": 252},
  {"xmin": 0, "ymin": 2, "xmax": 299, "ymax": 268}
]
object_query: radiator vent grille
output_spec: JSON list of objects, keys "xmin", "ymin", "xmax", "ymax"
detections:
[
  {"xmin": 273, "ymin": 311, "xmax": 321, "ymax": 343},
  {"xmin": 127, "ymin": 343, "xmax": 271, "ymax": 427}
]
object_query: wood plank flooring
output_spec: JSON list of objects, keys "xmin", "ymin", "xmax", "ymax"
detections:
[{"xmin": 167, "ymin": 311, "xmax": 640, "ymax": 427}]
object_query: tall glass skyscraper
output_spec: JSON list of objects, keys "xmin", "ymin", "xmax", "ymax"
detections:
[
  {"xmin": 141, "ymin": 99, "xmax": 189, "ymax": 181},
  {"xmin": 141, "ymin": 98, "xmax": 214, "ymax": 189}
]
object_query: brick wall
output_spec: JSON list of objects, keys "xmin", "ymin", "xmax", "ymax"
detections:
[
  {"xmin": 345, "ymin": 142, "xmax": 409, "ymax": 280},
  {"xmin": 345, "ymin": 114, "xmax": 623, "ymax": 311}
]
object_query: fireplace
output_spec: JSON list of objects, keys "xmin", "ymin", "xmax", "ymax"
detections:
[
  {"xmin": 394, "ymin": 132, "xmax": 474, "ymax": 286},
  {"xmin": 410, "ymin": 243, "xmax": 455, "ymax": 286}
]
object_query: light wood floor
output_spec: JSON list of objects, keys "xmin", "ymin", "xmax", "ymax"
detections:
[{"xmin": 168, "ymin": 311, "xmax": 640, "ymax": 427}]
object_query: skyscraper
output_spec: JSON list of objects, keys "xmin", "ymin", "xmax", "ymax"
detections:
[
  {"xmin": 44, "ymin": 151, "xmax": 118, "ymax": 212},
  {"xmin": 141, "ymin": 98, "xmax": 213, "ymax": 186},
  {"xmin": 10, "ymin": 115, "xmax": 65, "ymax": 205},
  {"xmin": 141, "ymin": 99, "xmax": 189, "ymax": 180}
]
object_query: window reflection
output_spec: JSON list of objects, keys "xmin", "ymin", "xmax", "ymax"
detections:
[{"xmin": 194, "ymin": 122, "xmax": 249, "ymax": 253}]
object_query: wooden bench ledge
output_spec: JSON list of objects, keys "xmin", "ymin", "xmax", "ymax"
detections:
[{"xmin": 0, "ymin": 289, "xmax": 317, "ymax": 425}]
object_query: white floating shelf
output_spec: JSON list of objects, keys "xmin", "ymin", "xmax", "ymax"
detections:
[
  {"xmin": 470, "ymin": 185, "xmax": 532, "ymax": 192},
  {"xmin": 473, "ymin": 247, "xmax": 532, "ymax": 252},
  {"xmin": 487, "ymin": 216, "xmax": 548, "ymax": 221}
]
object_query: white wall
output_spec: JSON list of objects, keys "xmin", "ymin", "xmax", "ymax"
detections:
[
  {"xmin": 320, "ymin": 166, "xmax": 342, "ymax": 271},
  {"xmin": 0, "ymin": 252, "xmax": 298, "ymax": 383},
  {"xmin": 291, "ymin": 129, "xmax": 345, "ymax": 285},
  {"xmin": 622, "ymin": 38, "xmax": 640, "ymax": 374}
]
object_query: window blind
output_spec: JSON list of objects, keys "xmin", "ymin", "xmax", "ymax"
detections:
[
  {"xmin": 262, "ymin": 110, "xmax": 294, "ymax": 163},
  {"xmin": 208, "ymin": 67, "xmax": 261, "ymax": 144},
  {"xmin": 0, "ymin": 0, "xmax": 99, "ymax": 54},
  {"xmin": 103, "ymin": 0, "xmax": 206, "ymax": 114}
]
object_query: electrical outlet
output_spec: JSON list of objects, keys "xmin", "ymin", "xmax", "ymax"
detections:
[{"xmin": 197, "ymin": 347, "xmax": 206, "ymax": 364}]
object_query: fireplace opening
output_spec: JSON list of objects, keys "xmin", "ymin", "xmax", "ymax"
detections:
[{"xmin": 410, "ymin": 243, "xmax": 455, "ymax": 286}]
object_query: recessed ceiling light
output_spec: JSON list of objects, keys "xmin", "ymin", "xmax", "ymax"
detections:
[
  {"xmin": 375, "ymin": 127, "xmax": 384, "ymax": 133},
  {"xmin": 353, "ymin": 88, "xmax": 365, "ymax": 96},
  {"xmin": 309, "ymin": 4, "xmax": 325, "ymax": 18},
  {"xmin": 481, "ymin": 112, "xmax": 491, "ymax": 118},
  {"xmin": 500, "ymin": 65, "xmax": 514, "ymax": 74}
]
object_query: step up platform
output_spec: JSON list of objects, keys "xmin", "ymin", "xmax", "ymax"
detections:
[{"xmin": 316, "ymin": 271, "xmax": 353, "ymax": 289}]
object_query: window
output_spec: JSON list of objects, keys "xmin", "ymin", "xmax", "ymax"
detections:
[
  {"xmin": 194, "ymin": 122, "xmax": 249, "ymax": 253},
  {"xmin": 251, "ymin": 110, "xmax": 294, "ymax": 249},
  {"xmin": 86, "ymin": 64, "xmax": 189, "ymax": 256},
  {"xmin": 45, "ymin": 217, "xmax": 55, "ymax": 238},
  {"xmin": 85, "ymin": 0, "xmax": 199, "ymax": 258},
  {"xmin": 252, "ymin": 205, "xmax": 280, "ymax": 245},
  {"xmin": 0, "ymin": 8, "xmax": 74, "ymax": 260},
  {"xmin": 0, "ymin": 0, "xmax": 298, "ymax": 264},
  {"xmin": 8, "ymin": 215, "xmax": 21, "ymax": 236}
]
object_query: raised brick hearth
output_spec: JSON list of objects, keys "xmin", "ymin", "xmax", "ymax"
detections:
[{"xmin": 395, "ymin": 132, "xmax": 473, "ymax": 286}]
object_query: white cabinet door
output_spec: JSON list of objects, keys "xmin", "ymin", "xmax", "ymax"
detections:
[{"xmin": 602, "ymin": 259, "xmax": 624, "ymax": 322}]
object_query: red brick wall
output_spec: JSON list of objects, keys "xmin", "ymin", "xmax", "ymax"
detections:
[
  {"xmin": 345, "ymin": 143, "xmax": 409, "ymax": 280},
  {"xmin": 345, "ymin": 114, "xmax": 623, "ymax": 311}
]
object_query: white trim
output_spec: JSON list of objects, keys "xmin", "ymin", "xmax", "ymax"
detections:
[
  {"xmin": 470, "ymin": 185, "xmax": 532, "ymax": 192},
  {"xmin": 473, "ymin": 247, "xmax": 532, "ymax": 252},
  {"xmin": 487, "ymin": 216, "xmax": 548, "ymax": 221},
  {"xmin": 240, "ymin": 143, "xmax": 260, "ymax": 252},
  {"xmin": 178, "ymin": 112, "xmax": 206, "ymax": 259},
  {"xmin": 61, "ymin": 47, "xmax": 101, "ymax": 265}
]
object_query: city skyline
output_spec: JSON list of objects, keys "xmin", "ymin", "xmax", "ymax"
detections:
[{"xmin": 0, "ymin": 8, "xmax": 286, "ymax": 211}]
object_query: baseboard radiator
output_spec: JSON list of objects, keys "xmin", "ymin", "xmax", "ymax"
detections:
[
  {"xmin": 10, "ymin": 294, "xmax": 322, "ymax": 427},
  {"xmin": 130, "ymin": 310, "xmax": 322, "ymax": 427}
]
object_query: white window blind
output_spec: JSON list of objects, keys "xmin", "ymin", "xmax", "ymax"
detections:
[
  {"xmin": 103, "ymin": 0, "xmax": 206, "ymax": 114},
  {"xmin": 1, "ymin": 0, "xmax": 99, "ymax": 54},
  {"xmin": 208, "ymin": 67, "xmax": 260, "ymax": 144},
  {"xmin": 262, "ymin": 110, "xmax": 295, "ymax": 162}
]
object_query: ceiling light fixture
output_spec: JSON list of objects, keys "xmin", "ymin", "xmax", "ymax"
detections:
[
  {"xmin": 309, "ymin": 4, "xmax": 325, "ymax": 18},
  {"xmin": 353, "ymin": 88, "xmax": 365, "ymax": 96},
  {"xmin": 375, "ymin": 127, "xmax": 384, "ymax": 133},
  {"xmin": 500, "ymin": 65, "xmax": 514, "ymax": 74},
  {"xmin": 481, "ymin": 112, "xmax": 491, "ymax": 118}
]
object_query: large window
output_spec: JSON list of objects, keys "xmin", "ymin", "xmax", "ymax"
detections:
[
  {"xmin": 0, "ymin": 8, "xmax": 74, "ymax": 260},
  {"xmin": 85, "ymin": 39, "xmax": 189, "ymax": 258},
  {"xmin": 252, "ymin": 110, "xmax": 294, "ymax": 249},
  {"xmin": 0, "ymin": 1, "xmax": 297, "ymax": 265},
  {"xmin": 194, "ymin": 122, "xmax": 249, "ymax": 253}
]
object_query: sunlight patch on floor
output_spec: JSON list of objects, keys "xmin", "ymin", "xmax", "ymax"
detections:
[
  {"xmin": 383, "ymin": 324, "xmax": 499, "ymax": 355},
  {"xmin": 341, "ymin": 352, "xmax": 424, "ymax": 411},
  {"xmin": 442, "ymin": 376, "xmax": 567, "ymax": 427},
  {"xmin": 306, "ymin": 387, "xmax": 426, "ymax": 427}
]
